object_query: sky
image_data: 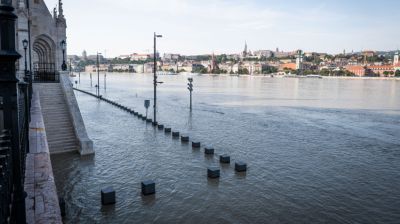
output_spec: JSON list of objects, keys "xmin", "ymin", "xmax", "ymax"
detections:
[{"xmin": 44, "ymin": 0, "xmax": 400, "ymax": 57}]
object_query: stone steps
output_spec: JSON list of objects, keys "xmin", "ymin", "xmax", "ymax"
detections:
[{"xmin": 35, "ymin": 83, "xmax": 78, "ymax": 154}]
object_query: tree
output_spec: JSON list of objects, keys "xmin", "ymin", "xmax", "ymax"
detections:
[
  {"xmin": 395, "ymin": 70, "xmax": 400, "ymax": 77},
  {"xmin": 261, "ymin": 65, "xmax": 278, "ymax": 74},
  {"xmin": 238, "ymin": 68, "xmax": 249, "ymax": 75},
  {"xmin": 319, "ymin": 69, "xmax": 330, "ymax": 76},
  {"xmin": 383, "ymin": 71, "xmax": 390, "ymax": 77}
]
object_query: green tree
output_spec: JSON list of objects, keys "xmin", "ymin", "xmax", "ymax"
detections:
[
  {"xmin": 238, "ymin": 68, "xmax": 249, "ymax": 75},
  {"xmin": 261, "ymin": 65, "xmax": 278, "ymax": 74},
  {"xmin": 319, "ymin": 69, "xmax": 330, "ymax": 76},
  {"xmin": 395, "ymin": 70, "xmax": 400, "ymax": 77},
  {"xmin": 383, "ymin": 71, "xmax": 390, "ymax": 77}
]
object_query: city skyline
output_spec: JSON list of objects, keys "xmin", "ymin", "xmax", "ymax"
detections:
[{"xmin": 45, "ymin": 0, "xmax": 400, "ymax": 57}]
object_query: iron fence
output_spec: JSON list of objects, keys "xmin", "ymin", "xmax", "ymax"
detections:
[
  {"xmin": 33, "ymin": 63, "xmax": 59, "ymax": 83},
  {"xmin": 0, "ymin": 79, "xmax": 31, "ymax": 224},
  {"xmin": 1, "ymin": 2, "xmax": 30, "ymax": 223}
]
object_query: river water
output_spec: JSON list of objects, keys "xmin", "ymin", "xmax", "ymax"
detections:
[{"xmin": 51, "ymin": 73, "xmax": 400, "ymax": 224}]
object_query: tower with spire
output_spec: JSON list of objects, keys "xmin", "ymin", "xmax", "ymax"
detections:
[
  {"xmin": 56, "ymin": 0, "xmax": 66, "ymax": 27},
  {"xmin": 209, "ymin": 53, "xmax": 219, "ymax": 73},
  {"xmin": 242, "ymin": 41, "xmax": 248, "ymax": 58}
]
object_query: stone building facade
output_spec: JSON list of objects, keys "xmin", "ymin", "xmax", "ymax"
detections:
[{"xmin": 13, "ymin": 0, "xmax": 67, "ymax": 77}]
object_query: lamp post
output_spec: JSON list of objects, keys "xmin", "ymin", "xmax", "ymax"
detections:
[
  {"xmin": 187, "ymin": 78, "xmax": 193, "ymax": 111},
  {"xmin": 22, "ymin": 39, "xmax": 28, "ymax": 77},
  {"xmin": 0, "ymin": 1, "xmax": 26, "ymax": 222},
  {"xmin": 153, "ymin": 32, "xmax": 162, "ymax": 123},
  {"xmin": 61, "ymin": 40, "xmax": 67, "ymax": 71},
  {"xmin": 69, "ymin": 58, "xmax": 72, "ymax": 75},
  {"xmin": 96, "ymin": 52, "xmax": 102, "ymax": 97}
]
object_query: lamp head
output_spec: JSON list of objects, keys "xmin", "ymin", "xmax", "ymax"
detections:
[
  {"xmin": 22, "ymin": 39, "xmax": 28, "ymax": 49},
  {"xmin": 61, "ymin": 40, "xmax": 66, "ymax": 50}
]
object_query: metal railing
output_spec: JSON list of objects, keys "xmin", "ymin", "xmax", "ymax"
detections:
[
  {"xmin": 33, "ymin": 63, "xmax": 60, "ymax": 83},
  {"xmin": 0, "ymin": 79, "xmax": 31, "ymax": 224}
]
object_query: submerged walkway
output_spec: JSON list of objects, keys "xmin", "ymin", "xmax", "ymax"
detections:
[{"xmin": 25, "ymin": 90, "xmax": 62, "ymax": 224}]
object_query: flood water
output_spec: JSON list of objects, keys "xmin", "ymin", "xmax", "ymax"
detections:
[{"xmin": 51, "ymin": 73, "xmax": 400, "ymax": 224}]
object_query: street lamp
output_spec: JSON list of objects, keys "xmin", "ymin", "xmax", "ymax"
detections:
[
  {"xmin": 22, "ymin": 39, "xmax": 29, "ymax": 77},
  {"xmin": 187, "ymin": 78, "xmax": 193, "ymax": 111},
  {"xmin": 96, "ymin": 52, "xmax": 102, "ymax": 97},
  {"xmin": 61, "ymin": 40, "xmax": 67, "ymax": 71},
  {"xmin": 153, "ymin": 32, "xmax": 162, "ymax": 123}
]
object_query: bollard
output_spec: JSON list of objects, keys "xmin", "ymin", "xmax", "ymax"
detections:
[
  {"xmin": 152, "ymin": 121, "xmax": 158, "ymax": 126},
  {"xmin": 146, "ymin": 118, "xmax": 152, "ymax": 123},
  {"xmin": 59, "ymin": 197, "xmax": 66, "ymax": 217},
  {"xmin": 142, "ymin": 116, "xmax": 147, "ymax": 121},
  {"xmin": 164, "ymin": 128, "xmax": 172, "ymax": 133},
  {"xmin": 204, "ymin": 147, "xmax": 214, "ymax": 155},
  {"xmin": 141, "ymin": 180, "xmax": 156, "ymax": 195},
  {"xmin": 235, "ymin": 162, "xmax": 247, "ymax": 172},
  {"xmin": 101, "ymin": 187, "xmax": 116, "ymax": 205},
  {"xmin": 181, "ymin": 136, "xmax": 189, "ymax": 142},
  {"xmin": 158, "ymin": 124, "xmax": 164, "ymax": 130},
  {"xmin": 207, "ymin": 167, "xmax": 220, "ymax": 178},
  {"xmin": 138, "ymin": 114, "xmax": 143, "ymax": 118},
  {"xmin": 172, "ymin": 131, "xmax": 180, "ymax": 137},
  {"xmin": 192, "ymin": 142, "xmax": 201, "ymax": 148},
  {"xmin": 220, "ymin": 155, "xmax": 230, "ymax": 164}
]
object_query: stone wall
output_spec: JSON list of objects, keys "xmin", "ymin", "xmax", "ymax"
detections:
[
  {"xmin": 25, "ymin": 90, "xmax": 62, "ymax": 224},
  {"xmin": 60, "ymin": 72, "xmax": 94, "ymax": 155}
]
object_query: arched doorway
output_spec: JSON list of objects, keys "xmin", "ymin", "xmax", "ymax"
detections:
[{"xmin": 32, "ymin": 34, "xmax": 58, "ymax": 82}]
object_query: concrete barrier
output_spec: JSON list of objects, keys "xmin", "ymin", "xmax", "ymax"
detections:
[
  {"xmin": 158, "ymin": 124, "xmax": 164, "ymax": 130},
  {"xmin": 141, "ymin": 180, "xmax": 156, "ymax": 195},
  {"xmin": 207, "ymin": 167, "xmax": 220, "ymax": 178},
  {"xmin": 192, "ymin": 142, "xmax": 201, "ymax": 148},
  {"xmin": 181, "ymin": 136, "xmax": 189, "ymax": 142},
  {"xmin": 220, "ymin": 155, "xmax": 231, "ymax": 164},
  {"xmin": 205, "ymin": 147, "xmax": 214, "ymax": 155},
  {"xmin": 172, "ymin": 131, "xmax": 180, "ymax": 137},
  {"xmin": 235, "ymin": 162, "xmax": 247, "ymax": 172},
  {"xmin": 101, "ymin": 187, "xmax": 116, "ymax": 205},
  {"xmin": 164, "ymin": 128, "xmax": 172, "ymax": 133}
]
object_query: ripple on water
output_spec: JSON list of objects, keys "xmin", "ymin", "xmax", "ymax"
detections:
[{"xmin": 52, "ymin": 74, "xmax": 400, "ymax": 224}]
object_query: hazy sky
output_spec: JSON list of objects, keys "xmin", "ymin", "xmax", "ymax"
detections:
[{"xmin": 44, "ymin": 0, "xmax": 400, "ymax": 57}]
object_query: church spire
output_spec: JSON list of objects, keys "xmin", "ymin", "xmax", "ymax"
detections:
[
  {"xmin": 242, "ymin": 41, "xmax": 248, "ymax": 58},
  {"xmin": 58, "ymin": 0, "xmax": 64, "ymax": 17}
]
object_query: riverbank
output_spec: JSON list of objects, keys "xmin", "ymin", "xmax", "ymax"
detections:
[
  {"xmin": 196, "ymin": 73, "xmax": 400, "ymax": 80},
  {"xmin": 93, "ymin": 72, "xmax": 400, "ymax": 80}
]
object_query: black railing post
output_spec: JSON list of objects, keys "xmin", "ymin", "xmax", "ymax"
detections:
[{"xmin": 0, "ymin": 1, "xmax": 27, "ymax": 223}]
